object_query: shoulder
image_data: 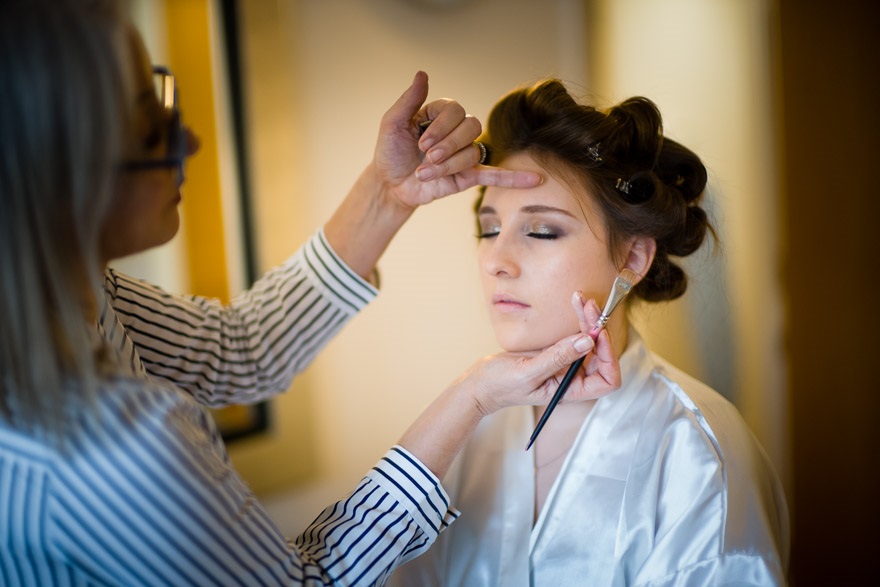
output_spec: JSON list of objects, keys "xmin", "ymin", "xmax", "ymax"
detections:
[
  {"xmin": 647, "ymin": 354, "xmax": 773, "ymax": 479},
  {"xmin": 632, "ymin": 351, "xmax": 788, "ymax": 567},
  {"xmin": 48, "ymin": 378, "xmax": 237, "ymax": 503}
]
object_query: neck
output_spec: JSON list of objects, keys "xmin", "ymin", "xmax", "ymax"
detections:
[
  {"xmin": 602, "ymin": 312, "xmax": 629, "ymax": 361},
  {"xmin": 80, "ymin": 263, "xmax": 106, "ymax": 324}
]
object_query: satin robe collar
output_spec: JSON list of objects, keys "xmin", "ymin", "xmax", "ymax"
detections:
[{"xmin": 529, "ymin": 329, "xmax": 653, "ymax": 572}]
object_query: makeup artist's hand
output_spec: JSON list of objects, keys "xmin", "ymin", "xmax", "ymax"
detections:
[
  {"xmin": 465, "ymin": 324, "xmax": 619, "ymax": 416},
  {"xmin": 324, "ymin": 72, "xmax": 542, "ymax": 283},
  {"xmin": 372, "ymin": 71, "xmax": 541, "ymax": 212},
  {"xmin": 563, "ymin": 292, "xmax": 622, "ymax": 402},
  {"xmin": 397, "ymin": 295, "xmax": 619, "ymax": 479},
  {"xmin": 398, "ymin": 326, "xmax": 617, "ymax": 480}
]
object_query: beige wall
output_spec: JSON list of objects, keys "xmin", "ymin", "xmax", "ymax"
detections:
[
  {"xmin": 123, "ymin": 0, "xmax": 786, "ymax": 535},
  {"xmin": 246, "ymin": 0, "xmax": 595, "ymax": 531},
  {"xmin": 589, "ymin": 0, "xmax": 787, "ymax": 482}
]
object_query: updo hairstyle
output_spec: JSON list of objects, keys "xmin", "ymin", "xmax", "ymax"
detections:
[{"xmin": 478, "ymin": 79, "xmax": 715, "ymax": 302}]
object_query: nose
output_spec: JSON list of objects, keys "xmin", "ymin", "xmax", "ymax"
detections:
[
  {"xmin": 481, "ymin": 234, "xmax": 521, "ymax": 279},
  {"xmin": 183, "ymin": 126, "xmax": 200, "ymax": 157}
]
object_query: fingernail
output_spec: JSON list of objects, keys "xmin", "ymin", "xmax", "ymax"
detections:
[
  {"xmin": 573, "ymin": 336, "xmax": 593, "ymax": 352},
  {"xmin": 427, "ymin": 148, "xmax": 444, "ymax": 163},
  {"xmin": 416, "ymin": 166, "xmax": 436, "ymax": 181}
]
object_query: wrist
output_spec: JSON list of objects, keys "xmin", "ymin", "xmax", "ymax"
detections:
[
  {"xmin": 323, "ymin": 163, "xmax": 415, "ymax": 280},
  {"xmin": 361, "ymin": 162, "xmax": 418, "ymax": 220},
  {"xmin": 397, "ymin": 377, "xmax": 485, "ymax": 480}
]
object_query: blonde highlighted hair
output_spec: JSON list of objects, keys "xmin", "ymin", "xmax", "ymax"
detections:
[{"xmin": 0, "ymin": 0, "xmax": 130, "ymax": 438}]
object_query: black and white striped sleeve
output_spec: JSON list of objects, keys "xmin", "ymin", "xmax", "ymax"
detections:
[
  {"xmin": 294, "ymin": 446, "xmax": 461, "ymax": 585},
  {"xmin": 1, "ymin": 381, "xmax": 459, "ymax": 586},
  {"xmin": 105, "ymin": 229, "xmax": 378, "ymax": 407}
]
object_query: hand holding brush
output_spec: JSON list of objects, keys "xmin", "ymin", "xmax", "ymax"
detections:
[{"xmin": 526, "ymin": 268, "xmax": 638, "ymax": 450}]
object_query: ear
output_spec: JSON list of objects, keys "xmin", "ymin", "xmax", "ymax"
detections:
[{"xmin": 622, "ymin": 236, "xmax": 656, "ymax": 283}]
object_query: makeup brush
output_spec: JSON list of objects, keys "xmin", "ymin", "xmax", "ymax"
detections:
[{"xmin": 526, "ymin": 268, "xmax": 638, "ymax": 450}]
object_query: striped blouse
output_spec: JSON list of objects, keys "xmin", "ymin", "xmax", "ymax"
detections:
[{"xmin": 0, "ymin": 230, "xmax": 459, "ymax": 585}]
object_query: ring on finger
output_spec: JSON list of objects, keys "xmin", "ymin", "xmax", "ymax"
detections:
[{"xmin": 474, "ymin": 141, "xmax": 488, "ymax": 165}]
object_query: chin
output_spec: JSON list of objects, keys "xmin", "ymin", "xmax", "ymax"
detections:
[{"xmin": 494, "ymin": 329, "xmax": 561, "ymax": 354}]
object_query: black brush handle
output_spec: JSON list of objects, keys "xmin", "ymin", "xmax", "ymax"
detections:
[{"xmin": 526, "ymin": 355, "xmax": 586, "ymax": 450}]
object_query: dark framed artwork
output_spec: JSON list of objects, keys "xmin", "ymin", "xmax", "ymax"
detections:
[{"xmin": 208, "ymin": 0, "xmax": 267, "ymax": 443}]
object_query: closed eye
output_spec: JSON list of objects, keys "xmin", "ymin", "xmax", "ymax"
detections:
[
  {"xmin": 527, "ymin": 225, "xmax": 561, "ymax": 239},
  {"xmin": 528, "ymin": 232, "xmax": 558, "ymax": 240}
]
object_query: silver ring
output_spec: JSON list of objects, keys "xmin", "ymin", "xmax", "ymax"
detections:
[{"xmin": 474, "ymin": 141, "xmax": 487, "ymax": 164}]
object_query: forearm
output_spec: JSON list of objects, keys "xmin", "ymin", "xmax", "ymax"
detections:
[
  {"xmin": 323, "ymin": 162, "xmax": 415, "ymax": 281},
  {"xmin": 398, "ymin": 375, "xmax": 485, "ymax": 480},
  {"xmin": 105, "ymin": 232, "xmax": 376, "ymax": 405}
]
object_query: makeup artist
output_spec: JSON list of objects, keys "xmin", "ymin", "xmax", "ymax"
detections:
[{"xmin": 0, "ymin": 1, "xmax": 620, "ymax": 585}]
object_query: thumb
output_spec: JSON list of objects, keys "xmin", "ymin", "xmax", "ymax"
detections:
[
  {"xmin": 385, "ymin": 71, "xmax": 429, "ymax": 128},
  {"xmin": 524, "ymin": 334, "xmax": 594, "ymax": 384}
]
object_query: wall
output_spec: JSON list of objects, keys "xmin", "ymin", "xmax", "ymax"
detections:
[{"xmin": 589, "ymin": 0, "xmax": 787, "ymax": 482}]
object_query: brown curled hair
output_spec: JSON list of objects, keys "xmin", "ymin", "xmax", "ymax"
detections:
[{"xmin": 476, "ymin": 79, "xmax": 716, "ymax": 302}]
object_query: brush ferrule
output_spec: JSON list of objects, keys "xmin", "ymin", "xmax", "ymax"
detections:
[{"xmin": 593, "ymin": 276, "xmax": 634, "ymax": 332}]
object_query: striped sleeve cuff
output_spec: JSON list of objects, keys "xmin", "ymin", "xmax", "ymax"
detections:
[
  {"xmin": 295, "ymin": 229, "xmax": 379, "ymax": 316},
  {"xmin": 367, "ymin": 446, "xmax": 460, "ymax": 540}
]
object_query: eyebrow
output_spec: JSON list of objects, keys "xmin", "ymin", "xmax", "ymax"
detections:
[{"xmin": 477, "ymin": 204, "xmax": 578, "ymax": 219}]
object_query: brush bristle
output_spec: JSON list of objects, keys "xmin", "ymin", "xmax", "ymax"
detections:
[{"xmin": 617, "ymin": 268, "xmax": 639, "ymax": 286}]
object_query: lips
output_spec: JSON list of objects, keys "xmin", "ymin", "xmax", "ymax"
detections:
[{"xmin": 492, "ymin": 293, "xmax": 530, "ymax": 313}]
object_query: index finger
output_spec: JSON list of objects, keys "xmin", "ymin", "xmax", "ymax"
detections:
[{"xmin": 470, "ymin": 166, "xmax": 543, "ymax": 189}]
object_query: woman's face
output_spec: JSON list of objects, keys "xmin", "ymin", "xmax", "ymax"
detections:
[
  {"xmin": 100, "ymin": 28, "xmax": 198, "ymax": 263},
  {"xmin": 478, "ymin": 152, "xmax": 620, "ymax": 352}
]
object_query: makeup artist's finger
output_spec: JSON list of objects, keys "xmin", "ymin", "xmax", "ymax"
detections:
[
  {"xmin": 586, "ymin": 330, "xmax": 620, "ymax": 384},
  {"xmin": 417, "ymin": 137, "xmax": 486, "ymax": 179},
  {"xmin": 421, "ymin": 165, "xmax": 542, "ymax": 189},
  {"xmin": 383, "ymin": 71, "xmax": 430, "ymax": 134},
  {"xmin": 572, "ymin": 291, "xmax": 590, "ymax": 335},
  {"xmin": 583, "ymin": 299, "xmax": 602, "ymax": 337},
  {"xmin": 524, "ymin": 333, "xmax": 595, "ymax": 386},
  {"xmin": 565, "ymin": 330, "xmax": 621, "ymax": 402},
  {"xmin": 420, "ymin": 111, "xmax": 480, "ymax": 162},
  {"xmin": 469, "ymin": 166, "xmax": 543, "ymax": 189},
  {"xmin": 417, "ymin": 98, "xmax": 470, "ymax": 146}
]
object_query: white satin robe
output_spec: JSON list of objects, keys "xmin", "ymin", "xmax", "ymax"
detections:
[{"xmin": 390, "ymin": 331, "xmax": 789, "ymax": 586}]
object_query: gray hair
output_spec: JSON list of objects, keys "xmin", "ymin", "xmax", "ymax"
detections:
[{"xmin": 0, "ymin": 0, "xmax": 130, "ymax": 439}]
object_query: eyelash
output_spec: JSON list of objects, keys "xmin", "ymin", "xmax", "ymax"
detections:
[{"xmin": 476, "ymin": 230, "xmax": 560, "ymax": 240}]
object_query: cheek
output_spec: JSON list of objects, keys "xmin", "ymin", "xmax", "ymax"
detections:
[
  {"xmin": 531, "ymin": 261, "xmax": 586, "ymax": 332},
  {"xmin": 101, "ymin": 176, "xmax": 180, "ymax": 260}
]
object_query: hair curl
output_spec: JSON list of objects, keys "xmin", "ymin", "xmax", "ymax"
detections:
[{"xmin": 478, "ymin": 79, "xmax": 716, "ymax": 302}]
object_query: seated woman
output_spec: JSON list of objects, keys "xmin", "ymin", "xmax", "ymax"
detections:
[{"xmin": 390, "ymin": 80, "xmax": 789, "ymax": 585}]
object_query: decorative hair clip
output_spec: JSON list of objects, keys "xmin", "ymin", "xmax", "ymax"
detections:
[
  {"xmin": 587, "ymin": 142, "xmax": 603, "ymax": 163},
  {"xmin": 615, "ymin": 178, "xmax": 631, "ymax": 194}
]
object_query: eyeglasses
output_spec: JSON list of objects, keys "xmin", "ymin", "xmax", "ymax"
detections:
[{"xmin": 120, "ymin": 66, "xmax": 187, "ymax": 185}]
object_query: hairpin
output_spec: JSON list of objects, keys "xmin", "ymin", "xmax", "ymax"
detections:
[
  {"xmin": 587, "ymin": 142, "xmax": 603, "ymax": 163},
  {"xmin": 615, "ymin": 178, "xmax": 631, "ymax": 194}
]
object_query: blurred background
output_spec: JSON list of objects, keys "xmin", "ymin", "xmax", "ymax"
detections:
[{"xmin": 115, "ymin": 0, "xmax": 878, "ymax": 583}]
